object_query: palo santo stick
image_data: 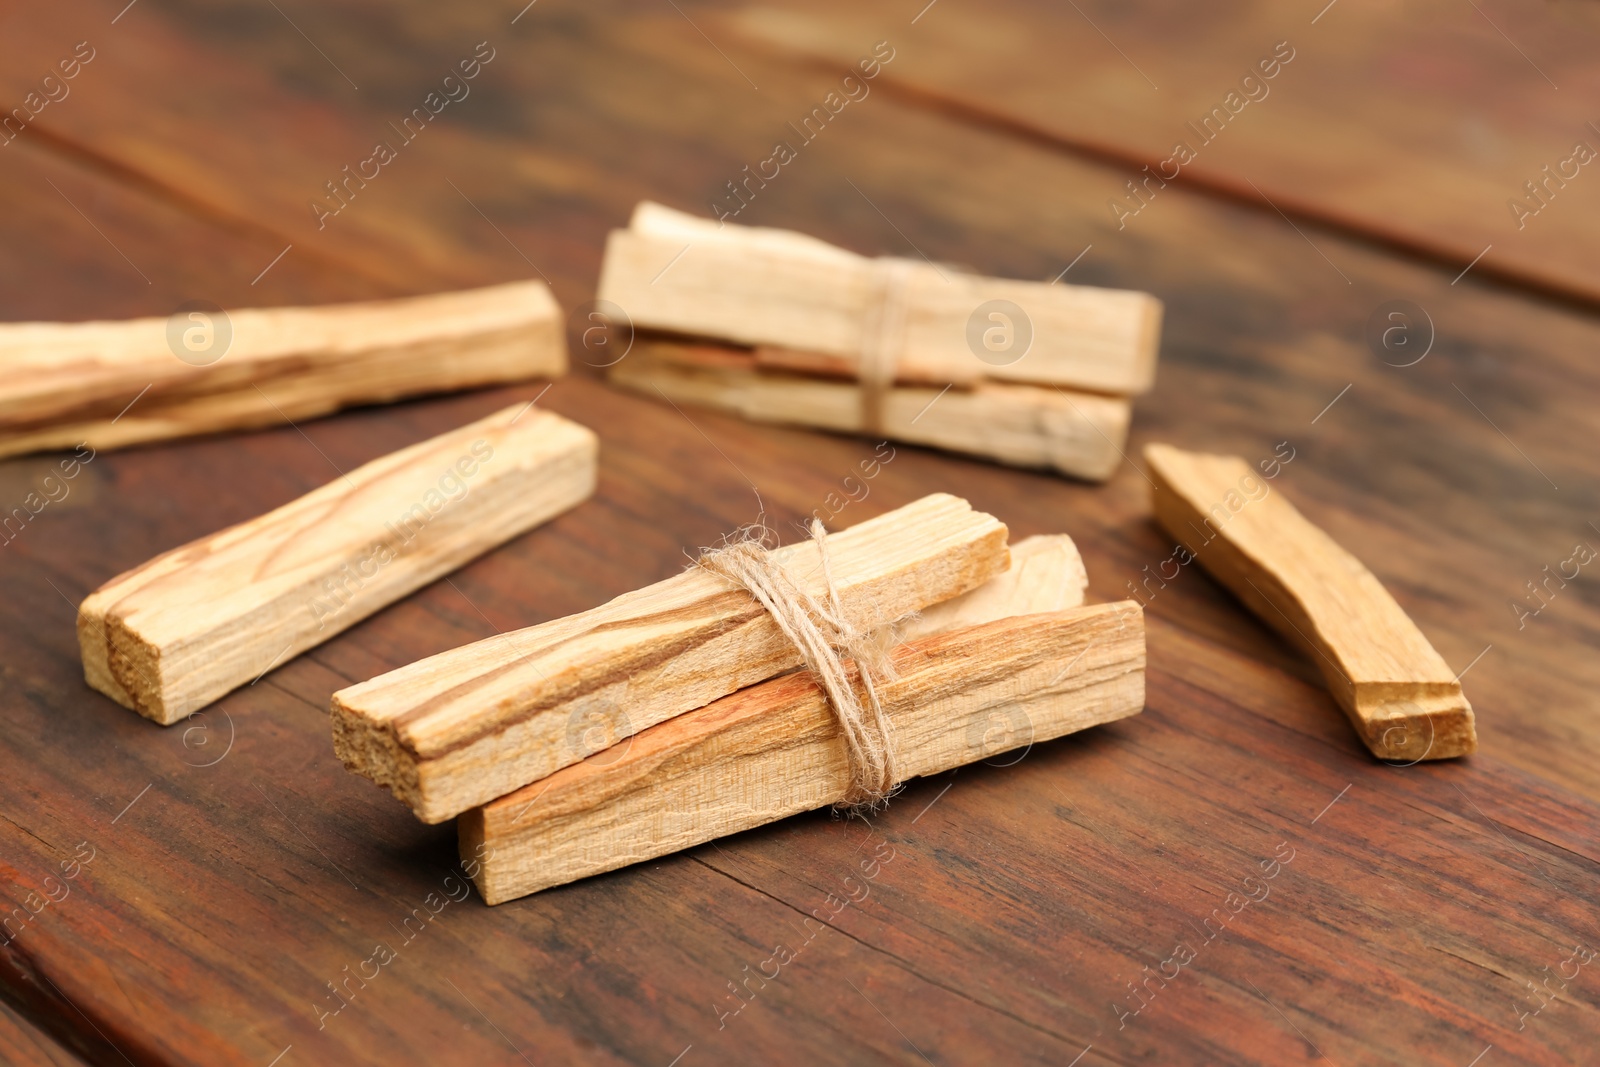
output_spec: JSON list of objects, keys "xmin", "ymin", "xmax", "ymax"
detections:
[
  {"xmin": 333, "ymin": 494, "xmax": 1011, "ymax": 823},
  {"xmin": 79, "ymin": 404, "xmax": 596, "ymax": 725},
  {"xmin": 754, "ymin": 344, "xmax": 953, "ymax": 387},
  {"xmin": 1144, "ymin": 443, "xmax": 1476, "ymax": 761},
  {"xmin": 597, "ymin": 202, "xmax": 1161, "ymax": 394},
  {"xmin": 609, "ymin": 341, "xmax": 1130, "ymax": 482},
  {"xmin": 462, "ymin": 601, "xmax": 1145, "ymax": 904},
  {"xmin": 900, "ymin": 533, "xmax": 1086, "ymax": 640},
  {"xmin": 1, "ymin": 280, "xmax": 565, "ymax": 459}
]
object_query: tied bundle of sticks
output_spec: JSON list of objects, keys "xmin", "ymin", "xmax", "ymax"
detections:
[
  {"xmin": 332, "ymin": 494, "xmax": 1147, "ymax": 904},
  {"xmin": 697, "ymin": 520, "xmax": 903, "ymax": 807},
  {"xmin": 599, "ymin": 203, "xmax": 1162, "ymax": 482}
]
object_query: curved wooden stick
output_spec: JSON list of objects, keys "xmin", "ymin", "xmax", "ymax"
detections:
[{"xmin": 1146, "ymin": 443, "xmax": 1476, "ymax": 761}]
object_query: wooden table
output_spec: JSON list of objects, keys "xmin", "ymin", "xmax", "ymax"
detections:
[{"xmin": 3, "ymin": 2, "xmax": 1597, "ymax": 1063}]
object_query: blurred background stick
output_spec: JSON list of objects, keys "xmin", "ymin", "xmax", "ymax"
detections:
[
  {"xmin": 0, "ymin": 280, "xmax": 565, "ymax": 458},
  {"xmin": 611, "ymin": 340, "xmax": 1130, "ymax": 481}
]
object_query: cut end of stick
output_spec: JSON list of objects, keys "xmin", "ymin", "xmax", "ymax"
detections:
[
  {"xmin": 1355, "ymin": 686, "xmax": 1477, "ymax": 761},
  {"xmin": 1129, "ymin": 295, "xmax": 1165, "ymax": 396},
  {"xmin": 331, "ymin": 693, "xmax": 429, "ymax": 813},
  {"xmin": 458, "ymin": 809, "xmax": 496, "ymax": 899},
  {"xmin": 79, "ymin": 605, "xmax": 176, "ymax": 724}
]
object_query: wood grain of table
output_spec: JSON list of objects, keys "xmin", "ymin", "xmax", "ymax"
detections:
[{"xmin": 1, "ymin": 2, "xmax": 1596, "ymax": 1065}]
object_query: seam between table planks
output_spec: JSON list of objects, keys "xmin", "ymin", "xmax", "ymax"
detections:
[
  {"xmin": 684, "ymin": 854, "xmax": 1129, "ymax": 1061},
  {"xmin": 10, "ymin": 5, "xmax": 1597, "ymax": 322},
  {"xmin": 724, "ymin": 36, "xmax": 1600, "ymax": 319},
  {"xmin": 9, "ymin": 125, "xmax": 407, "ymax": 296}
]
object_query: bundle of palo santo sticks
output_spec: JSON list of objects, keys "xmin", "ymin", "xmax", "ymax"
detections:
[
  {"xmin": 599, "ymin": 203, "xmax": 1162, "ymax": 481},
  {"xmin": 331, "ymin": 495, "xmax": 1147, "ymax": 904}
]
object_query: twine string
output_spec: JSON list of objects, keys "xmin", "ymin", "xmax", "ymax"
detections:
[
  {"xmin": 697, "ymin": 518, "xmax": 899, "ymax": 807},
  {"xmin": 858, "ymin": 258, "xmax": 918, "ymax": 437}
]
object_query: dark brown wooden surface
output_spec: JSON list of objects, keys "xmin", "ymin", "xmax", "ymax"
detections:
[
  {"xmin": 0, "ymin": 999, "xmax": 84, "ymax": 1067},
  {"xmin": 721, "ymin": 0, "xmax": 1600, "ymax": 305},
  {"xmin": 2, "ymin": 2, "xmax": 1597, "ymax": 1065}
]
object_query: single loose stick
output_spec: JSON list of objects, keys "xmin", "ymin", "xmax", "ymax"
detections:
[
  {"xmin": 1, "ymin": 280, "xmax": 565, "ymax": 458},
  {"xmin": 462, "ymin": 601, "xmax": 1145, "ymax": 904},
  {"xmin": 333, "ymin": 494, "xmax": 1010, "ymax": 823},
  {"xmin": 1144, "ymin": 443, "xmax": 1476, "ymax": 761},
  {"xmin": 597, "ymin": 202, "xmax": 1161, "ymax": 394},
  {"xmin": 610, "ymin": 341, "xmax": 1130, "ymax": 482},
  {"xmin": 79, "ymin": 404, "xmax": 596, "ymax": 724}
]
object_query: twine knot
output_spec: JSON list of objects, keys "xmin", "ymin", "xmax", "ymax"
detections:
[{"xmin": 697, "ymin": 518, "xmax": 899, "ymax": 808}]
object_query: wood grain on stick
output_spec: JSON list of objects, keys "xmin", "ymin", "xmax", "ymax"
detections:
[
  {"xmin": 900, "ymin": 533, "xmax": 1086, "ymax": 640},
  {"xmin": 333, "ymin": 494, "xmax": 1011, "ymax": 823},
  {"xmin": 79, "ymin": 404, "xmax": 596, "ymax": 725},
  {"xmin": 610, "ymin": 341, "xmax": 1130, "ymax": 482},
  {"xmin": 1, "ymin": 280, "xmax": 565, "ymax": 458},
  {"xmin": 463, "ymin": 599, "xmax": 1145, "ymax": 904},
  {"xmin": 1145, "ymin": 443, "xmax": 1476, "ymax": 761},
  {"xmin": 597, "ymin": 202, "xmax": 1161, "ymax": 393}
]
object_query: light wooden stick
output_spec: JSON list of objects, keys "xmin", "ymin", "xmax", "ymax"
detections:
[
  {"xmin": 597, "ymin": 202, "xmax": 1160, "ymax": 393},
  {"xmin": 333, "ymin": 494, "xmax": 1011, "ymax": 823},
  {"xmin": 1, "ymin": 280, "xmax": 565, "ymax": 458},
  {"xmin": 462, "ymin": 600, "xmax": 1145, "ymax": 904},
  {"xmin": 79, "ymin": 404, "xmax": 596, "ymax": 725},
  {"xmin": 610, "ymin": 341, "xmax": 1130, "ymax": 482},
  {"xmin": 1145, "ymin": 443, "xmax": 1476, "ymax": 761},
  {"xmin": 900, "ymin": 533, "xmax": 1086, "ymax": 641}
]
